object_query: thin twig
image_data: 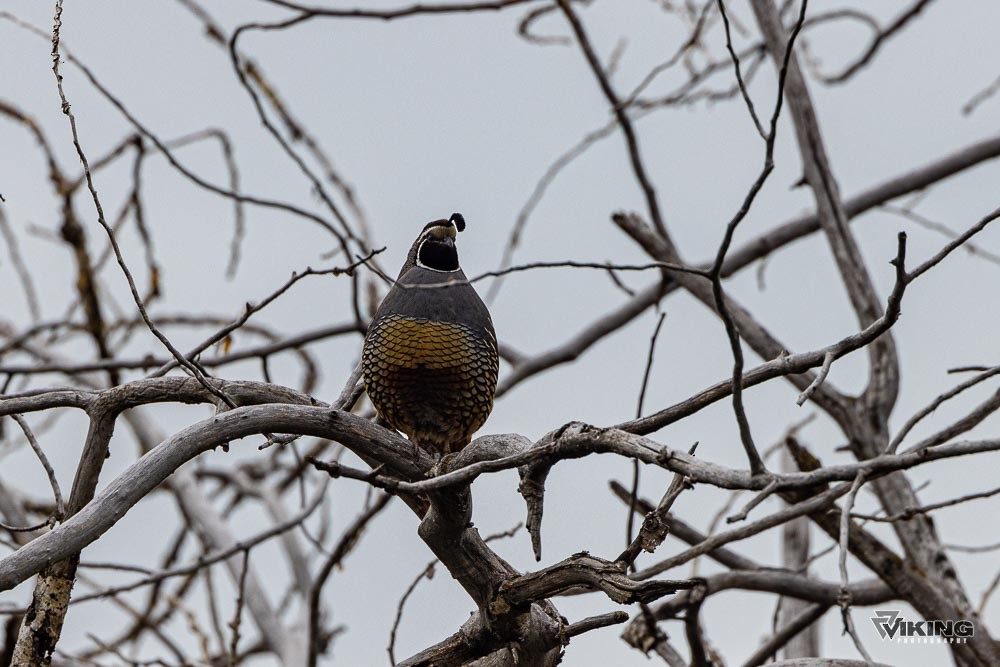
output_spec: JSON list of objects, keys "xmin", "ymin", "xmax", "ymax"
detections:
[
  {"xmin": 715, "ymin": 0, "xmax": 766, "ymax": 138},
  {"xmin": 836, "ymin": 472, "xmax": 873, "ymax": 664},
  {"xmin": 51, "ymin": 0, "xmax": 234, "ymax": 405},
  {"xmin": 308, "ymin": 493, "xmax": 393, "ymax": 666},
  {"xmin": 706, "ymin": 0, "xmax": 810, "ymax": 476},
  {"xmin": 852, "ymin": 484, "xmax": 1000, "ymax": 523},
  {"xmin": 387, "ymin": 561, "xmax": 436, "ymax": 666},
  {"xmin": 387, "ymin": 522, "xmax": 522, "ymax": 665},
  {"xmin": 797, "ymin": 351, "xmax": 835, "ymax": 406},
  {"xmin": 10, "ymin": 414, "xmax": 64, "ymax": 520},
  {"xmin": 627, "ymin": 312, "xmax": 668, "ymax": 552},
  {"xmin": 227, "ymin": 549, "xmax": 250, "ymax": 666},
  {"xmin": 70, "ymin": 482, "xmax": 326, "ymax": 605},
  {"xmin": 726, "ymin": 478, "xmax": 779, "ymax": 523}
]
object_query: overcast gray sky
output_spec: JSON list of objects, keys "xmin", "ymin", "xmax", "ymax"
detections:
[{"xmin": 2, "ymin": 1, "xmax": 1000, "ymax": 665}]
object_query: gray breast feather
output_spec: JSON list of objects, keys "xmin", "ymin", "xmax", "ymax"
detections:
[{"xmin": 372, "ymin": 266, "xmax": 495, "ymax": 339}]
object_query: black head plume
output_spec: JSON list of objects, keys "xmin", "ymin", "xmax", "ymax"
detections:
[{"xmin": 450, "ymin": 212, "xmax": 466, "ymax": 232}]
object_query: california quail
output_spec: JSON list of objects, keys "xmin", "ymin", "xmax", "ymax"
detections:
[{"xmin": 362, "ymin": 214, "xmax": 499, "ymax": 455}]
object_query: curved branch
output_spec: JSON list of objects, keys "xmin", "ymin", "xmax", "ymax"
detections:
[{"xmin": 0, "ymin": 404, "xmax": 421, "ymax": 591}]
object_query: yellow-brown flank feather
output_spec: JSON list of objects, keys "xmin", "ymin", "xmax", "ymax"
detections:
[{"xmin": 362, "ymin": 314, "xmax": 499, "ymax": 454}]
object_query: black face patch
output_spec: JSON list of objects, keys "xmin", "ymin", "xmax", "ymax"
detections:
[{"xmin": 418, "ymin": 238, "xmax": 459, "ymax": 271}]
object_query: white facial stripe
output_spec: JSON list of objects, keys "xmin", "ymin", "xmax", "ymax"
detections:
[{"xmin": 415, "ymin": 237, "xmax": 460, "ymax": 272}]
